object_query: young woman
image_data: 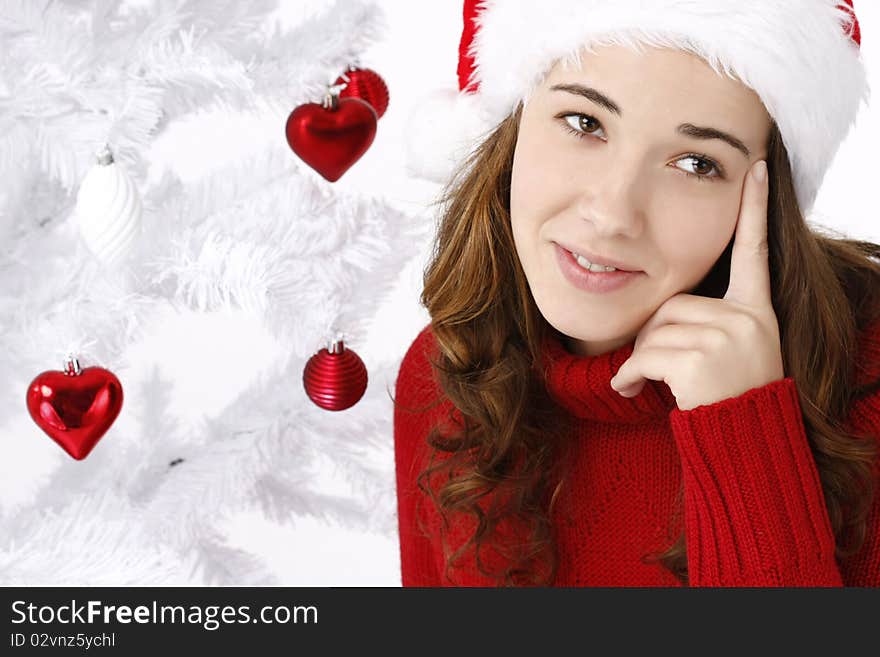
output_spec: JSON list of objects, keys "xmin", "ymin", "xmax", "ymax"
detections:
[{"xmin": 394, "ymin": 0, "xmax": 880, "ymax": 586}]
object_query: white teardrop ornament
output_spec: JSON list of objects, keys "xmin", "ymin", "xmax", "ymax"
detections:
[{"xmin": 74, "ymin": 145, "xmax": 143, "ymax": 266}]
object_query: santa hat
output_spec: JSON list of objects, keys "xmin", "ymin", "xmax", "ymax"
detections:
[{"xmin": 405, "ymin": 0, "xmax": 866, "ymax": 215}]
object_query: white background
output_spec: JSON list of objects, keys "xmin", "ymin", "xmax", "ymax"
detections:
[{"xmin": 147, "ymin": 1, "xmax": 880, "ymax": 585}]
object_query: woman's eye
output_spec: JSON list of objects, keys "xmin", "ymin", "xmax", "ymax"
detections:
[
  {"xmin": 675, "ymin": 155, "xmax": 722, "ymax": 181},
  {"xmin": 560, "ymin": 113, "xmax": 606, "ymax": 139},
  {"xmin": 557, "ymin": 112, "xmax": 724, "ymax": 183}
]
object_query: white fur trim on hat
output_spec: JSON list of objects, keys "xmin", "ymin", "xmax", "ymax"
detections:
[
  {"xmin": 407, "ymin": 0, "xmax": 867, "ymax": 216},
  {"xmin": 403, "ymin": 88, "xmax": 494, "ymax": 182}
]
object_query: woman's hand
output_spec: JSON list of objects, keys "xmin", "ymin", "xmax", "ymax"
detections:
[{"xmin": 610, "ymin": 160, "xmax": 785, "ymax": 412}]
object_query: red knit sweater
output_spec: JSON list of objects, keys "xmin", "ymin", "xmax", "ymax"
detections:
[{"xmin": 393, "ymin": 321, "xmax": 880, "ymax": 586}]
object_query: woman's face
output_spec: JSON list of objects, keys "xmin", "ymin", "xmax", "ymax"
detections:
[{"xmin": 510, "ymin": 45, "xmax": 772, "ymax": 356}]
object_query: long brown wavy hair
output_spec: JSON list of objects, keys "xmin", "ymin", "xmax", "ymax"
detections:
[{"xmin": 405, "ymin": 100, "xmax": 880, "ymax": 586}]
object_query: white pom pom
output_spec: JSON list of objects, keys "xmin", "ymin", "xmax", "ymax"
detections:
[
  {"xmin": 404, "ymin": 88, "xmax": 496, "ymax": 183},
  {"xmin": 74, "ymin": 146, "xmax": 143, "ymax": 266}
]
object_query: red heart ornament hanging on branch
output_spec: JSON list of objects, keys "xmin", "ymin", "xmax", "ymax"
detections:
[
  {"xmin": 285, "ymin": 94, "xmax": 377, "ymax": 182},
  {"xmin": 26, "ymin": 356, "xmax": 124, "ymax": 460}
]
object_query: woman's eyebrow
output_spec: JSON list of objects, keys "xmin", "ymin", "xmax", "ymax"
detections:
[{"xmin": 549, "ymin": 83, "xmax": 751, "ymax": 158}]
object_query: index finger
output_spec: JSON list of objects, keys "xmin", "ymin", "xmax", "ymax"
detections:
[{"xmin": 724, "ymin": 159, "xmax": 771, "ymax": 306}]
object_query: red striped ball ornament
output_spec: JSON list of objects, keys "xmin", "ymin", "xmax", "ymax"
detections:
[
  {"xmin": 303, "ymin": 339, "xmax": 368, "ymax": 411},
  {"xmin": 334, "ymin": 67, "xmax": 389, "ymax": 119}
]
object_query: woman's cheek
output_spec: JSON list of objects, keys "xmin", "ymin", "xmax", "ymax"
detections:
[
  {"xmin": 511, "ymin": 142, "xmax": 568, "ymax": 218},
  {"xmin": 655, "ymin": 201, "xmax": 733, "ymax": 282}
]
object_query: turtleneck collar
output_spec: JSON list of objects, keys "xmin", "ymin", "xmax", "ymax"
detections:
[{"xmin": 540, "ymin": 329, "xmax": 678, "ymax": 424}]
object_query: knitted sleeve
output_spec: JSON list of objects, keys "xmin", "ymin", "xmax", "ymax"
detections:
[
  {"xmin": 393, "ymin": 323, "xmax": 443, "ymax": 586},
  {"xmin": 838, "ymin": 386, "xmax": 880, "ymax": 585},
  {"xmin": 666, "ymin": 324, "xmax": 880, "ymax": 586}
]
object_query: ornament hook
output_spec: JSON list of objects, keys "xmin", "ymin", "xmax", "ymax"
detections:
[
  {"xmin": 63, "ymin": 354, "xmax": 82, "ymax": 376},
  {"xmin": 328, "ymin": 329, "xmax": 347, "ymax": 354},
  {"xmin": 322, "ymin": 90, "xmax": 340, "ymax": 111}
]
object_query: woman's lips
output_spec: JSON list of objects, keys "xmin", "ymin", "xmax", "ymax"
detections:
[
  {"xmin": 554, "ymin": 242, "xmax": 642, "ymax": 273},
  {"xmin": 554, "ymin": 243, "xmax": 644, "ymax": 294}
]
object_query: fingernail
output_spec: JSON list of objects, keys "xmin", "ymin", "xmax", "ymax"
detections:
[{"xmin": 752, "ymin": 160, "xmax": 768, "ymax": 183}]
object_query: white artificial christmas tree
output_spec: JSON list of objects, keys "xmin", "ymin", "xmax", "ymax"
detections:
[{"xmin": 0, "ymin": 0, "xmax": 427, "ymax": 584}]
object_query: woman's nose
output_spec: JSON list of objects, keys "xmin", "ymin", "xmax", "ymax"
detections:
[{"xmin": 574, "ymin": 160, "xmax": 647, "ymax": 239}]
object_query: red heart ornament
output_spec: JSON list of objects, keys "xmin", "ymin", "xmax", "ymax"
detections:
[
  {"xmin": 26, "ymin": 366, "xmax": 124, "ymax": 460},
  {"xmin": 285, "ymin": 97, "xmax": 377, "ymax": 182}
]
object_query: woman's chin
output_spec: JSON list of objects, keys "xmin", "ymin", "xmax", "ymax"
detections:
[{"xmin": 544, "ymin": 313, "xmax": 636, "ymax": 345}]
